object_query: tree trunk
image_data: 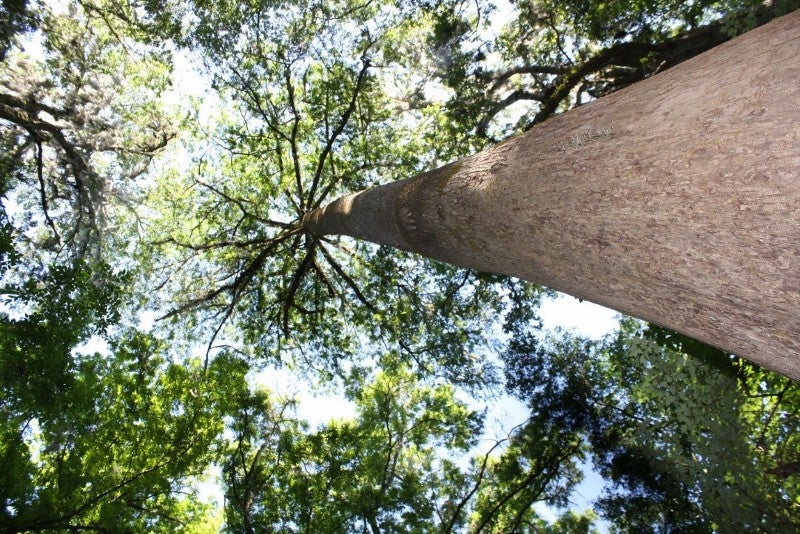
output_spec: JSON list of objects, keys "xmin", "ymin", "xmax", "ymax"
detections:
[{"xmin": 303, "ymin": 11, "xmax": 800, "ymax": 381}]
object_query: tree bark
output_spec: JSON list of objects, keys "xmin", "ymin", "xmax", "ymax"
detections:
[{"xmin": 303, "ymin": 11, "xmax": 800, "ymax": 381}]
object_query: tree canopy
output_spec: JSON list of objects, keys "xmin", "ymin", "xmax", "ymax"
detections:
[{"xmin": 1, "ymin": 0, "xmax": 797, "ymax": 532}]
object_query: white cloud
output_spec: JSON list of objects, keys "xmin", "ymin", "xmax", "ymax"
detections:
[{"xmin": 539, "ymin": 293, "xmax": 620, "ymax": 339}]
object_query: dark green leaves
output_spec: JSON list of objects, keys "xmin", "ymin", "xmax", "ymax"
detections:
[{"xmin": 503, "ymin": 319, "xmax": 800, "ymax": 532}]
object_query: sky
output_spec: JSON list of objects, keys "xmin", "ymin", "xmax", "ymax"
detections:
[{"xmin": 259, "ymin": 294, "xmax": 619, "ymax": 429}]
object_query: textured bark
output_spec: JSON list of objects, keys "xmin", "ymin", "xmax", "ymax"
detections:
[{"xmin": 303, "ymin": 11, "xmax": 800, "ymax": 381}]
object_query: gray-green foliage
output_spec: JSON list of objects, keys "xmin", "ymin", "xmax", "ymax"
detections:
[{"xmin": 0, "ymin": 1, "xmax": 175, "ymax": 264}]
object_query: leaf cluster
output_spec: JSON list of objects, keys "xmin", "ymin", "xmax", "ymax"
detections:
[{"xmin": 0, "ymin": 0, "xmax": 176, "ymax": 264}]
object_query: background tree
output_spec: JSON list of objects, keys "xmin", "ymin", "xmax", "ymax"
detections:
[
  {"xmin": 221, "ymin": 364, "xmax": 481, "ymax": 533},
  {"xmin": 0, "ymin": 2, "xmax": 233, "ymax": 532},
  {"xmin": 502, "ymin": 319, "xmax": 800, "ymax": 531},
  {"xmin": 1, "ymin": 329, "xmax": 246, "ymax": 532},
  {"xmin": 0, "ymin": 1, "xmax": 174, "ymax": 262}
]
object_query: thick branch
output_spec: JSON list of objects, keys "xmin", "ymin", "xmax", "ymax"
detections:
[
  {"xmin": 477, "ymin": 89, "xmax": 542, "ymax": 137},
  {"xmin": 475, "ymin": 1, "xmax": 797, "ymax": 131},
  {"xmin": 34, "ymin": 137, "xmax": 61, "ymax": 243},
  {"xmin": 488, "ymin": 64, "xmax": 568, "ymax": 93},
  {"xmin": 280, "ymin": 242, "xmax": 317, "ymax": 334}
]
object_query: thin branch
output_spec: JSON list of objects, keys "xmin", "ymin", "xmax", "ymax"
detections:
[
  {"xmin": 158, "ymin": 228, "xmax": 300, "ymax": 321},
  {"xmin": 545, "ymin": 9, "xmax": 574, "ymax": 66},
  {"xmin": 312, "ymin": 259, "xmax": 338, "ymax": 298},
  {"xmin": 151, "ymin": 235, "xmax": 275, "ymax": 252},
  {"xmin": 442, "ymin": 437, "xmax": 511, "ymax": 534},
  {"xmin": 318, "ymin": 243, "xmax": 377, "ymax": 314},
  {"xmin": 472, "ymin": 464, "xmax": 549, "ymax": 532},
  {"xmin": 34, "ymin": 136, "xmax": 61, "ymax": 245},
  {"xmin": 194, "ymin": 179, "xmax": 293, "ymax": 228},
  {"xmin": 477, "ymin": 89, "xmax": 541, "ymax": 138},
  {"xmin": 754, "ymin": 381, "xmax": 791, "ymax": 449},
  {"xmin": 307, "ymin": 56, "xmax": 372, "ymax": 210},
  {"xmin": 284, "ymin": 63, "xmax": 305, "ymax": 213},
  {"xmin": 230, "ymin": 65, "xmax": 293, "ymax": 144},
  {"xmin": 201, "ymin": 299, "xmax": 238, "ymax": 371}
]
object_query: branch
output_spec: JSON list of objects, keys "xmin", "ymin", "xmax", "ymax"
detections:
[
  {"xmin": 284, "ymin": 63, "xmax": 305, "ymax": 213},
  {"xmin": 469, "ymin": 424, "xmax": 583, "ymax": 533},
  {"xmin": 527, "ymin": 41, "xmax": 653, "ymax": 127},
  {"xmin": 279, "ymin": 242, "xmax": 317, "ymax": 335},
  {"xmin": 229, "ymin": 65, "xmax": 291, "ymax": 144},
  {"xmin": 307, "ymin": 56, "xmax": 372, "ymax": 210},
  {"xmin": 312, "ymin": 259, "xmax": 338, "ymax": 298},
  {"xmin": 441, "ymin": 437, "xmax": 511, "ymax": 534},
  {"xmin": 318, "ymin": 243, "xmax": 377, "ymax": 315},
  {"xmin": 767, "ymin": 460, "xmax": 800, "ymax": 478},
  {"xmin": 152, "ymin": 235, "xmax": 276, "ymax": 252},
  {"xmin": 488, "ymin": 64, "xmax": 567, "ymax": 94},
  {"xmin": 477, "ymin": 89, "xmax": 541, "ymax": 138},
  {"xmin": 0, "ymin": 92, "xmax": 91, "ymax": 179},
  {"xmin": 526, "ymin": 1, "xmax": 788, "ymax": 128},
  {"xmin": 0, "ymin": 91, "xmax": 101, "ymax": 252},
  {"xmin": 194, "ymin": 179, "xmax": 293, "ymax": 228},
  {"xmin": 34, "ymin": 136, "xmax": 61, "ymax": 245},
  {"xmin": 158, "ymin": 228, "xmax": 300, "ymax": 321}
]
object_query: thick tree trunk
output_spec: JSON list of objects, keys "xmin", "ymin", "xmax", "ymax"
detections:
[{"xmin": 303, "ymin": 11, "xmax": 800, "ymax": 381}]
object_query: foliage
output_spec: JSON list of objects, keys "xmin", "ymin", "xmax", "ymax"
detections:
[
  {"xmin": 0, "ymin": 328, "xmax": 245, "ymax": 531},
  {"xmin": 502, "ymin": 319, "xmax": 800, "ymax": 532},
  {"xmin": 222, "ymin": 364, "xmax": 484, "ymax": 533},
  {"xmin": 220, "ymin": 360, "xmax": 598, "ymax": 533},
  {"xmin": 0, "ymin": 199, "xmax": 242, "ymax": 531}
]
